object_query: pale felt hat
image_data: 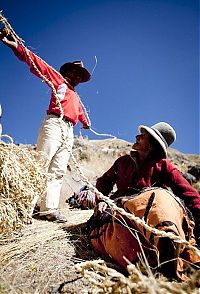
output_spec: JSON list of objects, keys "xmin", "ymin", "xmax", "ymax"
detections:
[{"xmin": 139, "ymin": 122, "xmax": 176, "ymax": 157}]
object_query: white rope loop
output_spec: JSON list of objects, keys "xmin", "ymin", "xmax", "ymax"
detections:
[{"xmin": 89, "ymin": 127, "xmax": 117, "ymax": 139}]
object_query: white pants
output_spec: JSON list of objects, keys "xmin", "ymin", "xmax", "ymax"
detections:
[{"xmin": 36, "ymin": 114, "xmax": 74, "ymax": 213}]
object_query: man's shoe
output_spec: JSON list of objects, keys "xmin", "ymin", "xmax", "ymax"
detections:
[{"xmin": 45, "ymin": 211, "xmax": 67, "ymax": 223}]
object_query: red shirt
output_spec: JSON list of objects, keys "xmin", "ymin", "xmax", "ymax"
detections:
[
  {"xmin": 13, "ymin": 45, "xmax": 89, "ymax": 126},
  {"xmin": 96, "ymin": 152, "xmax": 200, "ymax": 214}
]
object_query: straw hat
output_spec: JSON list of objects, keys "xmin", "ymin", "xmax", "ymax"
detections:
[{"xmin": 139, "ymin": 122, "xmax": 176, "ymax": 156}]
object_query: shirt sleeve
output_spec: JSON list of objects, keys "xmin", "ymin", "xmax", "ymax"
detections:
[
  {"xmin": 78, "ymin": 103, "xmax": 89, "ymax": 126},
  {"xmin": 96, "ymin": 160, "xmax": 119, "ymax": 196},
  {"xmin": 12, "ymin": 45, "xmax": 64, "ymax": 88},
  {"xmin": 161, "ymin": 159, "xmax": 200, "ymax": 212}
]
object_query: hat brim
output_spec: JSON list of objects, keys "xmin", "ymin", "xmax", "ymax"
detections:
[
  {"xmin": 72, "ymin": 64, "xmax": 91, "ymax": 83},
  {"xmin": 60, "ymin": 63, "xmax": 91, "ymax": 83},
  {"xmin": 139, "ymin": 125, "xmax": 167, "ymax": 157}
]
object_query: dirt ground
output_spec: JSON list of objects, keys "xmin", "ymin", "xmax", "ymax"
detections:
[
  {"xmin": 0, "ymin": 208, "xmax": 98, "ymax": 294},
  {"xmin": 1, "ymin": 138, "xmax": 200, "ymax": 293},
  {"xmin": 1, "ymin": 206, "xmax": 200, "ymax": 294}
]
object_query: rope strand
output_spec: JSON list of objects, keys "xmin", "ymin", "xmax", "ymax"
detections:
[{"xmin": 91, "ymin": 55, "xmax": 98, "ymax": 76}]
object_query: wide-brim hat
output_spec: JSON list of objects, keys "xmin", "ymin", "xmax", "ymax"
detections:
[
  {"xmin": 59, "ymin": 61, "xmax": 91, "ymax": 83},
  {"xmin": 138, "ymin": 122, "xmax": 176, "ymax": 157}
]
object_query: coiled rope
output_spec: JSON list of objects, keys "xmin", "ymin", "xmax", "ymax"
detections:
[{"xmin": 0, "ymin": 12, "xmax": 200, "ymax": 258}]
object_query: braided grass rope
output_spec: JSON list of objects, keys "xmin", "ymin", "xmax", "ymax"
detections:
[
  {"xmin": 93, "ymin": 189, "xmax": 200, "ymax": 258},
  {"xmin": 0, "ymin": 11, "xmax": 199, "ymax": 262}
]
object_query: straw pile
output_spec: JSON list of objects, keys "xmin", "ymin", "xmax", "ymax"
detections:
[
  {"xmin": 77, "ymin": 260, "xmax": 200, "ymax": 294},
  {"xmin": 0, "ymin": 139, "xmax": 49, "ymax": 234}
]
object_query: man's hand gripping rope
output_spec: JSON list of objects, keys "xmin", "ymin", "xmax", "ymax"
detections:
[{"xmin": 0, "ymin": 11, "xmax": 24, "ymax": 43}]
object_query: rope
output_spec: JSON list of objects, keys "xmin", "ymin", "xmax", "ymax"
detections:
[
  {"xmin": 79, "ymin": 126, "xmax": 117, "ymax": 139},
  {"xmin": 91, "ymin": 55, "xmax": 98, "ymax": 76},
  {"xmin": 89, "ymin": 128, "xmax": 117, "ymax": 139},
  {"xmin": 78, "ymin": 55, "xmax": 116, "ymax": 139},
  {"xmin": 78, "ymin": 96, "xmax": 117, "ymax": 139},
  {"xmin": 1, "ymin": 12, "xmax": 200, "ymax": 259}
]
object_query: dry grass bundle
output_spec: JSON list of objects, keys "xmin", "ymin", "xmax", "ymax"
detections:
[
  {"xmin": 76, "ymin": 260, "xmax": 200, "ymax": 294},
  {"xmin": 0, "ymin": 139, "xmax": 49, "ymax": 233}
]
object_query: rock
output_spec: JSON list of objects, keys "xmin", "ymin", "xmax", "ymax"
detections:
[
  {"xmin": 187, "ymin": 166, "xmax": 200, "ymax": 181},
  {"xmin": 182, "ymin": 172, "xmax": 196, "ymax": 184}
]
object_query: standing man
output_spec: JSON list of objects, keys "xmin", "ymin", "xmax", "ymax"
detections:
[{"xmin": 0, "ymin": 29, "xmax": 91, "ymax": 222}]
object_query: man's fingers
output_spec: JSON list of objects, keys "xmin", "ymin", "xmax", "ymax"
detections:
[{"xmin": 94, "ymin": 202, "xmax": 108, "ymax": 215}]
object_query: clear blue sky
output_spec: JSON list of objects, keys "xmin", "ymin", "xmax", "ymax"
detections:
[{"xmin": 0, "ymin": 0, "xmax": 199, "ymax": 154}]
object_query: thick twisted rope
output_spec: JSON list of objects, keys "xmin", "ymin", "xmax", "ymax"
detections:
[{"xmin": 1, "ymin": 12, "xmax": 200, "ymax": 259}]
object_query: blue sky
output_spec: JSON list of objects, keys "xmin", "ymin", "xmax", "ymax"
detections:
[{"xmin": 0, "ymin": 0, "xmax": 199, "ymax": 154}]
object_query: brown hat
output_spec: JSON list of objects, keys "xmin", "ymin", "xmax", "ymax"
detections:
[{"xmin": 59, "ymin": 61, "xmax": 91, "ymax": 83}]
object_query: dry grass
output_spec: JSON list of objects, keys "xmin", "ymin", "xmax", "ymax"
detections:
[
  {"xmin": 0, "ymin": 209, "xmax": 199, "ymax": 294},
  {"xmin": 76, "ymin": 260, "xmax": 200, "ymax": 294},
  {"xmin": 0, "ymin": 141, "xmax": 49, "ymax": 233},
  {"xmin": 0, "ymin": 140, "xmax": 200, "ymax": 293}
]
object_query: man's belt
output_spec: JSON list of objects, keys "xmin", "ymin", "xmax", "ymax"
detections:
[{"xmin": 48, "ymin": 112, "xmax": 73, "ymax": 125}]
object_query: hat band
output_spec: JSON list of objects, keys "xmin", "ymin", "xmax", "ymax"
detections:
[{"xmin": 151, "ymin": 128, "xmax": 168, "ymax": 148}]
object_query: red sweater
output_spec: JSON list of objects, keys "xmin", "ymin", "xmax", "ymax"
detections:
[
  {"xmin": 13, "ymin": 45, "xmax": 89, "ymax": 126},
  {"xmin": 96, "ymin": 152, "xmax": 200, "ymax": 214}
]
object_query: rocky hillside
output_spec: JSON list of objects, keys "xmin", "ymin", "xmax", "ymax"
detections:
[
  {"xmin": 17, "ymin": 137, "xmax": 200, "ymax": 205},
  {"xmin": 62, "ymin": 137, "xmax": 200, "ymax": 198}
]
